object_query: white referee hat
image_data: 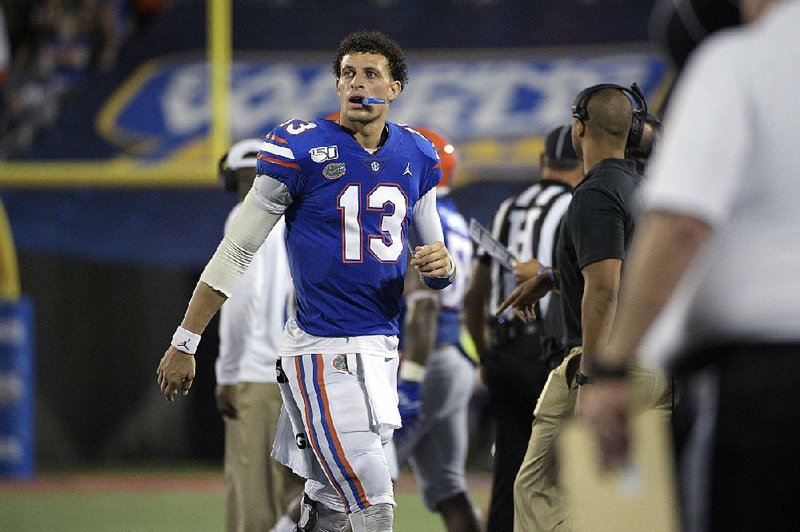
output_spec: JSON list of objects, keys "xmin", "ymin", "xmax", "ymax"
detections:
[{"xmin": 224, "ymin": 138, "xmax": 262, "ymax": 171}]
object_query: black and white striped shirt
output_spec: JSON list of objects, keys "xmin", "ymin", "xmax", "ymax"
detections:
[{"xmin": 480, "ymin": 179, "xmax": 572, "ymax": 320}]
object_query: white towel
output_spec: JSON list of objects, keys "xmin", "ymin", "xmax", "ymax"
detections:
[{"xmin": 354, "ymin": 353, "xmax": 401, "ymax": 430}]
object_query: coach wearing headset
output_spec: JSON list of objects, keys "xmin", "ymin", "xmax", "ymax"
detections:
[{"xmin": 498, "ymin": 85, "xmax": 672, "ymax": 531}]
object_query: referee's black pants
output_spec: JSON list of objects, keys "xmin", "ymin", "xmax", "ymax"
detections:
[
  {"xmin": 482, "ymin": 332, "xmax": 551, "ymax": 532},
  {"xmin": 674, "ymin": 343, "xmax": 800, "ymax": 532}
]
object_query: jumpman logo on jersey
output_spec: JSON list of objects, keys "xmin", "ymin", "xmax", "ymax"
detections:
[{"xmin": 403, "ymin": 163, "xmax": 413, "ymax": 177}]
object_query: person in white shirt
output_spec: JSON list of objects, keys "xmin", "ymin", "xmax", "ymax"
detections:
[
  {"xmin": 215, "ymin": 138, "xmax": 302, "ymax": 532},
  {"xmin": 582, "ymin": 1, "xmax": 800, "ymax": 530}
]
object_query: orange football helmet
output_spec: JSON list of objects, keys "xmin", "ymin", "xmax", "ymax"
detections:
[{"xmin": 414, "ymin": 127, "xmax": 457, "ymax": 189}]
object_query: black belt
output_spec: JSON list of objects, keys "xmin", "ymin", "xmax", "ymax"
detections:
[
  {"xmin": 671, "ymin": 341, "xmax": 800, "ymax": 377},
  {"xmin": 489, "ymin": 317, "xmax": 539, "ymax": 348}
]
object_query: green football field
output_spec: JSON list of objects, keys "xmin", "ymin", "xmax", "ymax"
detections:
[{"xmin": 0, "ymin": 466, "xmax": 491, "ymax": 531}]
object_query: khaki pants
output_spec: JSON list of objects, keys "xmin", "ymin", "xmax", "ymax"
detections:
[
  {"xmin": 224, "ymin": 382, "xmax": 304, "ymax": 532},
  {"xmin": 513, "ymin": 349, "xmax": 672, "ymax": 532}
]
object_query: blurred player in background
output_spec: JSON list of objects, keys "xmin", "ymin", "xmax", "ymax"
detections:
[
  {"xmin": 463, "ymin": 124, "xmax": 582, "ymax": 532},
  {"xmin": 215, "ymin": 139, "xmax": 303, "ymax": 532},
  {"xmin": 157, "ymin": 30, "xmax": 456, "ymax": 532},
  {"xmin": 394, "ymin": 128, "xmax": 481, "ymax": 532}
]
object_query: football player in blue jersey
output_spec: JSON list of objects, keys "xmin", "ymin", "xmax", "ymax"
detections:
[
  {"xmin": 395, "ymin": 128, "xmax": 482, "ymax": 532},
  {"xmin": 157, "ymin": 30, "xmax": 456, "ymax": 532}
]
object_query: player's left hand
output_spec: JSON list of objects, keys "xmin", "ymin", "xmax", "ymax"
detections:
[
  {"xmin": 396, "ymin": 378, "xmax": 423, "ymax": 440},
  {"xmin": 411, "ymin": 241, "xmax": 452, "ymax": 278},
  {"xmin": 157, "ymin": 346, "xmax": 196, "ymax": 402},
  {"xmin": 580, "ymin": 379, "xmax": 633, "ymax": 471}
]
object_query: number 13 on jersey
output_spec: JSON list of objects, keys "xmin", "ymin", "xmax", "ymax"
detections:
[{"xmin": 337, "ymin": 183, "xmax": 409, "ymax": 263}]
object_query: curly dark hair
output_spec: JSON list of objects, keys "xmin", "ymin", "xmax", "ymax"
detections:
[{"xmin": 332, "ymin": 31, "xmax": 409, "ymax": 89}]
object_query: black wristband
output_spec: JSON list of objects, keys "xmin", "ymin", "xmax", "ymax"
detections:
[
  {"xmin": 575, "ymin": 370, "xmax": 591, "ymax": 387},
  {"xmin": 546, "ymin": 268, "xmax": 558, "ymax": 290},
  {"xmin": 588, "ymin": 358, "xmax": 629, "ymax": 381}
]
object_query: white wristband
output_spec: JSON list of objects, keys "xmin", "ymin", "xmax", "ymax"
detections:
[{"xmin": 171, "ymin": 326, "xmax": 201, "ymax": 355}]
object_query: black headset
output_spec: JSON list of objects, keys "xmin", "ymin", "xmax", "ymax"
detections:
[
  {"xmin": 218, "ymin": 152, "xmax": 237, "ymax": 192},
  {"xmin": 571, "ymin": 82, "xmax": 648, "ymax": 149}
]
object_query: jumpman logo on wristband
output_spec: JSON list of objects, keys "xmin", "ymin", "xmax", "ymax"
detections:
[{"xmin": 177, "ymin": 340, "xmax": 191, "ymax": 349}]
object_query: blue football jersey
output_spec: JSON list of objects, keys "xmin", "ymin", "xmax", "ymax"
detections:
[
  {"xmin": 397, "ymin": 193, "xmax": 473, "ymax": 349},
  {"xmin": 256, "ymin": 119, "xmax": 442, "ymax": 337},
  {"xmin": 434, "ymin": 194, "xmax": 473, "ymax": 345}
]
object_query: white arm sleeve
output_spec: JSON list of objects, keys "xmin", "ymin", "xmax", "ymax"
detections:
[
  {"xmin": 411, "ymin": 189, "xmax": 456, "ymax": 288},
  {"xmin": 200, "ymin": 176, "xmax": 292, "ymax": 297},
  {"xmin": 409, "ymin": 188, "xmax": 445, "ymax": 248}
]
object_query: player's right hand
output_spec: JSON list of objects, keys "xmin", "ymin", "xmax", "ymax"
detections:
[
  {"xmin": 215, "ymin": 384, "xmax": 238, "ymax": 419},
  {"xmin": 156, "ymin": 347, "xmax": 196, "ymax": 402}
]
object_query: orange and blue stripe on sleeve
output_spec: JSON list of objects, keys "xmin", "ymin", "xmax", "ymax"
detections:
[{"xmin": 255, "ymin": 132, "xmax": 301, "ymax": 193}]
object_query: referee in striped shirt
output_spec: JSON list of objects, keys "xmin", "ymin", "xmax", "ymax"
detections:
[{"xmin": 464, "ymin": 125, "xmax": 583, "ymax": 532}]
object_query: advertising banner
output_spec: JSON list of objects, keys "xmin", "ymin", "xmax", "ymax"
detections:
[
  {"xmin": 0, "ymin": 299, "xmax": 35, "ymax": 480},
  {"xmin": 96, "ymin": 51, "xmax": 669, "ymax": 166}
]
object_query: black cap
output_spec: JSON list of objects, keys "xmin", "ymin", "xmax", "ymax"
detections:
[{"xmin": 543, "ymin": 125, "xmax": 580, "ymax": 169}]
